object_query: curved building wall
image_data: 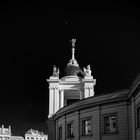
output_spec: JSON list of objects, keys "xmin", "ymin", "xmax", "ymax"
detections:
[
  {"xmin": 47, "ymin": 72, "xmax": 140, "ymax": 140},
  {"xmin": 52, "ymin": 92, "xmax": 129, "ymax": 140},
  {"xmin": 132, "ymin": 88, "xmax": 140, "ymax": 140},
  {"xmin": 47, "ymin": 76, "xmax": 140, "ymax": 140}
]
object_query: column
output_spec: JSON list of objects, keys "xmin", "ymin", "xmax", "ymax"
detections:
[
  {"xmin": 54, "ymin": 87, "xmax": 59, "ymax": 113},
  {"xmin": 84, "ymin": 87, "xmax": 89, "ymax": 98},
  {"xmin": 60, "ymin": 90, "xmax": 64, "ymax": 108},
  {"xmin": 48, "ymin": 87, "xmax": 54, "ymax": 118},
  {"xmin": 89, "ymin": 87, "xmax": 94, "ymax": 97}
]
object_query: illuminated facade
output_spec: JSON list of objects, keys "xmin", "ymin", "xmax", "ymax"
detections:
[
  {"xmin": 0, "ymin": 126, "xmax": 47, "ymax": 140},
  {"xmin": 25, "ymin": 129, "xmax": 48, "ymax": 140},
  {"xmin": 0, "ymin": 125, "xmax": 11, "ymax": 140},
  {"xmin": 0, "ymin": 125, "xmax": 24, "ymax": 140}
]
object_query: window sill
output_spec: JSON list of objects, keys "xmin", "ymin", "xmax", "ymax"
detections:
[
  {"xmin": 81, "ymin": 134, "xmax": 93, "ymax": 137},
  {"xmin": 102, "ymin": 132, "xmax": 119, "ymax": 136}
]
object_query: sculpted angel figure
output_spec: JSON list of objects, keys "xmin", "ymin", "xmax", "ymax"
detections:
[
  {"xmin": 83, "ymin": 65, "xmax": 92, "ymax": 76},
  {"xmin": 52, "ymin": 65, "xmax": 59, "ymax": 77}
]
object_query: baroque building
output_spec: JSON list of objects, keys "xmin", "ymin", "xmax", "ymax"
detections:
[
  {"xmin": 47, "ymin": 39, "xmax": 96, "ymax": 118},
  {"xmin": 0, "ymin": 125, "xmax": 47, "ymax": 140},
  {"xmin": 47, "ymin": 39, "xmax": 140, "ymax": 140},
  {"xmin": 25, "ymin": 129, "xmax": 48, "ymax": 140},
  {"xmin": 0, "ymin": 125, "xmax": 11, "ymax": 140},
  {"xmin": 0, "ymin": 125, "xmax": 24, "ymax": 140}
]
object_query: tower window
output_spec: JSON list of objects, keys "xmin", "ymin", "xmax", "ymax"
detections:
[
  {"xmin": 104, "ymin": 114, "xmax": 117, "ymax": 133},
  {"xmin": 67, "ymin": 122, "xmax": 74, "ymax": 138},
  {"xmin": 82, "ymin": 119, "xmax": 92, "ymax": 135}
]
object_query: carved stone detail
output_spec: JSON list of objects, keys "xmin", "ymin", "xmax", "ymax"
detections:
[
  {"xmin": 52, "ymin": 65, "xmax": 59, "ymax": 77},
  {"xmin": 83, "ymin": 65, "xmax": 92, "ymax": 77}
]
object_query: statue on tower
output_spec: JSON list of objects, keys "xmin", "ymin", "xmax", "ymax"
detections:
[
  {"xmin": 83, "ymin": 65, "xmax": 92, "ymax": 77},
  {"xmin": 52, "ymin": 65, "xmax": 59, "ymax": 77}
]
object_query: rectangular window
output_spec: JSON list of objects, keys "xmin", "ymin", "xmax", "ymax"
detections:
[
  {"xmin": 104, "ymin": 115, "xmax": 117, "ymax": 133},
  {"xmin": 67, "ymin": 122, "xmax": 74, "ymax": 138},
  {"xmin": 82, "ymin": 119, "xmax": 92, "ymax": 135},
  {"xmin": 137, "ymin": 106, "xmax": 140, "ymax": 128},
  {"xmin": 58, "ymin": 126, "xmax": 62, "ymax": 140}
]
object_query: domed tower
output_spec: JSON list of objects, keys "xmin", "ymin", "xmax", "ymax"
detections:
[
  {"xmin": 47, "ymin": 39, "xmax": 96, "ymax": 118},
  {"xmin": 65, "ymin": 39, "xmax": 83, "ymax": 76}
]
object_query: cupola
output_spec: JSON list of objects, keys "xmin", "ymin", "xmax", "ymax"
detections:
[{"xmin": 47, "ymin": 38, "xmax": 96, "ymax": 118}]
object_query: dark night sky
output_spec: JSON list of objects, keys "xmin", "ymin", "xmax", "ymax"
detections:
[{"xmin": 0, "ymin": 2, "xmax": 140, "ymax": 136}]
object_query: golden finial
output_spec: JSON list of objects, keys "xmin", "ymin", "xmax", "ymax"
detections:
[
  {"xmin": 71, "ymin": 38, "xmax": 76, "ymax": 48},
  {"xmin": 68, "ymin": 38, "xmax": 79, "ymax": 66},
  {"xmin": 70, "ymin": 39, "xmax": 76, "ymax": 60}
]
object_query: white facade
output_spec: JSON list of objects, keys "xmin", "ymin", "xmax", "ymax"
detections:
[
  {"xmin": 0, "ymin": 125, "xmax": 11, "ymax": 140},
  {"xmin": 47, "ymin": 39, "xmax": 96, "ymax": 118},
  {"xmin": 0, "ymin": 125, "xmax": 24, "ymax": 140},
  {"xmin": 25, "ymin": 129, "xmax": 47, "ymax": 140},
  {"xmin": 0, "ymin": 125, "xmax": 47, "ymax": 140}
]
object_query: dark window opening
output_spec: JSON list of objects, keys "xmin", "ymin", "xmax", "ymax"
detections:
[
  {"xmin": 67, "ymin": 99, "xmax": 79, "ymax": 106},
  {"xmin": 67, "ymin": 122, "xmax": 74, "ymax": 138},
  {"xmin": 58, "ymin": 126, "xmax": 62, "ymax": 140},
  {"xmin": 104, "ymin": 115, "xmax": 117, "ymax": 133},
  {"xmin": 82, "ymin": 119, "xmax": 92, "ymax": 135}
]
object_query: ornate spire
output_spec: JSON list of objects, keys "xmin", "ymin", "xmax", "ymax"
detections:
[
  {"xmin": 68, "ymin": 38, "xmax": 79, "ymax": 67},
  {"xmin": 71, "ymin": 39, "xmax": 76, "ymax": 60}
]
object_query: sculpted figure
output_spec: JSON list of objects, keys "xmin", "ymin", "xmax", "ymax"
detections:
[
  {"xmin": 83, "ymin": 65, "xmax": 92, "ymax": 76},
  {"xmin": 52, "ymin": 65, "xmax": 59, "ymax": 77}
]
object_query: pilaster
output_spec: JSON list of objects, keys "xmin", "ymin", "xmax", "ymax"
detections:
[
  {"xmin": 47, "ymin": 78, "xmax": 60, "ymax": 118},
  {"xmin": 82, "ymin": 77, "xmax": 96, "ymax": 99},
  {"xmin": 60, "ymin": 90, "xmax": 64, "ymax": 108},
  {"xmin": 48, "ymin": 87, "xmax": 54, "ymax": 118},
  {"xmin": 54, "ymin": 87, "xmax": 59, "ymax": 113}
]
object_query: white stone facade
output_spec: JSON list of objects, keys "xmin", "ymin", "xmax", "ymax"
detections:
[
  {"xmin": 25, "ymin": 129, "xmax": 47, "ymax": 140},
  {"xmin": 0, "ymin": 125, "xmax": 11, "ymax": 140}
]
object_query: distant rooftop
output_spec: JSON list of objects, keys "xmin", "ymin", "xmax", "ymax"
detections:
[{"xmin": 25, "ymin": 129, "xmax": 47, "ymax": 136}]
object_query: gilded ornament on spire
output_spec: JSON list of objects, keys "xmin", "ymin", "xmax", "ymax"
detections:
[
  {"xmin": 71, "ymin": 39, "xmax": 76, "ymax": 60},
  {"xmin": 71, "ymin": 38, "xmax": 76, "ymax": 47},
  {"xmin": 68, "ymin": 38, "xmax": 79, "ymax": 66}
]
